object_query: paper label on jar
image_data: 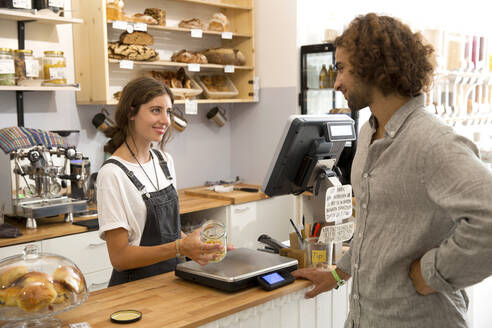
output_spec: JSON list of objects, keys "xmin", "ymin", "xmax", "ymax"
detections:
[
  {"xmin": 311, "ymin": 250, "xmax": 327, "ymax": 264},
  {"xmin": 325, "ymin": 184, "xmax": 352, "ymax": 222},
  {"xmin": 49, "ymin": 0, "xmax": 65, "ymax": 8},
  {"xmin": 318, "ymin": 222, "xmax": 354, "ymax": 243},
  {"xmin": 49, "ymin": 66, "xmax": 66, "ymax": 80},
  {"xmin": 25, "ymin": 59, "xmax": 39, "ymax": 78},
  {"xmin": 0, "ymin": 59, "xmax": 15, "ymax": 74},
  {"xmin": 13, "ymin": 0, "xmax": 31, "ymax": 9}
]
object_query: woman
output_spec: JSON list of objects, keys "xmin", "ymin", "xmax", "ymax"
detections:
[{"xmin": 96, "ymin": 77, "xmax": 222, "ymax": 286}]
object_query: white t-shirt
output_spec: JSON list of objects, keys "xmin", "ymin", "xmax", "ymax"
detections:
[{"xmin": 96, "ymin": 150, "xmax": 177, "ymax": 246}]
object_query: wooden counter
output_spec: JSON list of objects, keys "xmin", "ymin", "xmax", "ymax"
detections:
[
  {"xmin": 56, "ymin": 271, "xmax": 312, "ymax": 328},
  {"xmin": 0, "ymin": 185, "xmax": 266, "ymax": 248}
]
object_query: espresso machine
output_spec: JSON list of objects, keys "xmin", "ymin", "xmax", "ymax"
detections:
[{"xmin": 0, "ymin": 145, "xmax": 88, "ymax": 229}]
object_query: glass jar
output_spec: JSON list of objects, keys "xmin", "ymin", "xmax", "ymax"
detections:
[
  {"xmin": 0, "ymin": 244, "xmax": 88, "ymax": 326},
  {"xmin": 42, "ymin": 50, "xmax": 66, "ymax": 85},
  {"xmin": 200, "ymin": 220, "xmax": 227, "ymax": 263},
  {"xmin": 34, "ymin": 0, "xmax": 64, "ymax": 15},
  {"xmin": 106, "ymin": 0, "xmax": 124, "ymax": 21},
  {"xmin": 0, "ymin": 0, "xmax": 33, "ymax": 9},
  {"xmin": 13, "ymin": 49, "xmax": 38, "ymax": 85},
  {"xmin": 0, "ymin": 48, "xmax": 15, "ymax": 86}
]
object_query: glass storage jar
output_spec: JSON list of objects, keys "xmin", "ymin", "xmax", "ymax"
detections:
[
  {"xmin": 13, "ymin": 49, "xmax": 38, "ymax": 85},
  {"xmin": 0, "ymin": 244, "xmax": 88, "ymax": 328},
  {"xmin": 200, "ymin": 220, "xmax": 227, "ymax": 263},
  {"xmin": 106, "ymin": 0, "xmax": 124, "ymax": 21},
  {"xmin": 42, "ymin": 50, "xmax": 66, "ymax": 85},
  {"xmin": 0, "ymin": 0, "xmax": 33, "ymax": 9},
  {"xmin": 0, "ymin": 48, "xmax": 15, "ymax": 86},
  {"xmin": 34, "ymin": 0, "xmax": 64, "ymax": 15}
]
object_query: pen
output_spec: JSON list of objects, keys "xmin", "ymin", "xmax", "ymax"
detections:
[{"xmin": 290, "ymin": 218, "xmax": 304, "ymax": 243}]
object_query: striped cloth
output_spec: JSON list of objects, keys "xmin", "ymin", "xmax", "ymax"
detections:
[{"xmin": 0, "ymin": 127, "xmax": 72, "ymax": 154}]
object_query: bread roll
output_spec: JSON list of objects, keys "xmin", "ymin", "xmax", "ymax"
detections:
[
  {"xmin": 108, "ymin": 42, "xmax": 159, "ymax": 61},
  {"xmin": 202, "ymin": 48, "xmax": 246, "ymax": 66},
  {"xmin": 0, "ymin": 265, "xmax": 28, "ymax": 288},
  {"xmin": 16, "ymin": 282, "xmax": 57, "ymax": 312},
  {"xmin": 171, "ymin": 50, "xmax": 208, "ymax": 64},
  {"xmin": 0, "ymin": 286, "xmax": 21, "ymax": 306},
  {"xmin": 144, "ymin": 8, "xmax": 165, "ymax": 26},
  {"xmin": 178, "ymin": 18, "xmax": 204, "ymax": 30},
  {"xmin": 52, "ymin": 281, "xmax": 71, "ymax": 304},
  {"xmin": 53, "ymin": 266, "xmax": 84, "ymax": 294},
  {"xmin": 131, "ymin": 14, "xmax": 158, "ymax": 25},
  {"xmin": 16, "ymin": 271, "xmax": 52, "ymax": 288},
  {"xmin": 119, "ymin": 31, "xmax": 154, "ymax": 46}
]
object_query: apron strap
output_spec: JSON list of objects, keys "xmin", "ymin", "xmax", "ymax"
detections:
[
  {"xmin": 151, "ymin": 149, "xmax": 173, "ymax": 181},
  {"xmin": 102, "ymin": 158, "xmax": 145, "ymax": 191}
]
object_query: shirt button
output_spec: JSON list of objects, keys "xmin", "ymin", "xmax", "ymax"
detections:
[
  {"xmin": 389, "ymin": 131, "xmax": 395, "ymax": 138},
  {"xmin": 353, "ymin": 294, "xmax": 359, "ymax": 300},
  {"xmin": 354, "ymin": 263, "xmax": 359, "ymax": 269},
  {"xmin": 363, "ymin": 173, "xmax": 368, "ymax": 178},
  {"xmin": 362, "ymin": 203, "xmax": 367, "ymax": 209}
]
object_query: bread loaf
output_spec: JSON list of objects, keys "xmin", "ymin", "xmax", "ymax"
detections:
[
  {"xmin": 144, "ymin": 8, "xmax": 165, "ymax": 26},
  {"xmin": 119, "ymin": 31, "xmax": 154, "ymax": 46},
  {"xmin": 171, "ymin": 50, "xmax": 207, "ymax": 64},
  {"xmin": 208, "ymin": 13, "xmax": 229, "ymax": 32},
  {"xmin": 108, "ymin": 42, "xmax": 159, "ymax": 61},
  {"xmin": 130, "ymin": 13, "xmax": 158, "ymax": 25},
  {"xmin": 203, "ymin": 48, "xmax": 246, "ymax": 66},
  {"xmin": 178, "ymin": 18, "xmax": 205, "ymax": 30}
]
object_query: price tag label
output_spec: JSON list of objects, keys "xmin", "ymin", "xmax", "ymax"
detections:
[
  {"xmin": 224, "ymin": 65, "xmax": 235, "ymax": 73},
  {"xmin": 112, "ymin": 21, "xmax": 128, "ymax": 30},
  {"xmin": 13, "ymin": 0, "xmax": 31, "ymax": 9},
  {"xmin": 325, "ymin": 184, "xmax": 352, "ymax": 222},
  {"xmin": 187, "ymin": 63, "xmax": 200, "ymax": 72},
  {"xmin": 49, "ymin": 0, "xmax": 65, "ymax": 8},
  {"xmin": 119, "ymin": 60, "xmax": 134, "ymax": 70},
  {"xmin": 185, "ymin": 99, "xmax": 198, "ymax": 115},
  {"xmin": 126, "ymin": 24, "xmax": 134, "ymax": 33},
  {"xmin": 318, "ymin": 222, "xmax": 355, "ymax": 243},
  {"xmin": 133, "ymin": 23, "xmax": 147, "ymax": 31},
  {"xmin": 221, "ymin": 32, "xmax": 233, "ymax": 39},
  {"xmin": 69, "ymin": 323, "xmax": 91, "ymax": 328},
  {"xmin": 190, "ymin": 29, "xmax": 203, "ymax": 38},
  {"xmin": 311, "ymin": 250, "xmax": 327, "ymax": 264}
]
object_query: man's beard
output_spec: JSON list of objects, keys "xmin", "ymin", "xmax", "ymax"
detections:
[{"xmin": 346, "ymin": 82, "xmax": 371, "ymax": 112}]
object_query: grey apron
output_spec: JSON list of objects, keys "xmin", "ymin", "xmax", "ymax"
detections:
[{"xmin": 103, "ymin": 149, "xmax": 181, "ymax": 287}]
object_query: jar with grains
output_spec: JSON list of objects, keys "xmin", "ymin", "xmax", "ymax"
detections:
[
  {"xmin": 14, "ymin": 49, "xmax": 39, "ymax": 85},
  {"xmin": 106, "ymin": 0, "xmax": 124, "ymax": 21},
  {"xmin": 0, "ymin": 48, "xmax": 15, "ymax": 86},
  {"xmin": 200, "ymin": 220, "xmax": 227, "ymax": 263},
  {"xmin": 42, "ymin": 50, "xmax": 66, "ymax": 85},
  {"xmin": 0, "ymin": 0, "xmax": 33, "ymax": 9}
]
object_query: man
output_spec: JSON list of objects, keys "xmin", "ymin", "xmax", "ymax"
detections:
[{"xmin": 292, "ymin": 13, "xmax": 492, "ymax": 328}]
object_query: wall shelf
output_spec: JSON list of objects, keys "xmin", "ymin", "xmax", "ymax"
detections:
[
  {"xmin": 0, "ymin": 85, "xmax": 80, "ymax": 91},
  {"xmin": 0, "ymin": 8, "xmax": 83, "ymax": 24}
]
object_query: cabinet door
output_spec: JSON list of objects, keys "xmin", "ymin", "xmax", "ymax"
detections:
[
  {"xmin": 227, "ymin": 202, "xmax": 257, "ymax": 249},
  {"xmin": 256, "ymin": 195, "xmax": 295, "ymax": 244},
  {"xmin": 0, "ymin": 242, "xmax": 42, "ymax": 260},
  {"xmin": 42, "ymin": 231, "xmax": 111, "ymax": 274},
  {"xmin": 85, "ymin": 268, "xmax": 113, "ymax": 292}
]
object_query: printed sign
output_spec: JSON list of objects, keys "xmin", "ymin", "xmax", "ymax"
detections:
[
  {"xmin": 119, "ymin": 60, "xmax": 133, "ymax": 70},
  {"xmin": 224, "ymin": 65, "xmax": 235, "ymax": 73},
  {"xmin": 133, "ymin": 23, "xmax": 147, "ymax": 32},
  {"xmin": 112, "ymin": 21, "xmax": 128, "ymax": 30},
  {"xmin": 221, "ymin": 32, "xmax": 233, "ymax": 39},
  {"xmin": 13, "ymin": 0, "xmax": 31, "ymax": 9},
  {"xmin": 190, "ymin": 29, "xmax": 203, "ymax": 38},
  {"xmin": 311, "ymin": 250, "xmax": 327, "ymax": 264},
  {"xmin": 187, "ymin": 63, "xmax": 200, "ymax": 72},
  {"xmin": 49, "ymin": 0, "xmax": 64, "ymax": 8},
  {"xmin": 185, "ymin": 99, "xmax": 198, "ymax": 115},
  {"xmin": 318, "ymin": 222, "xmax": 355, "ymax": 243},
  {"xmin": 325, "ymin": 184, "xmax": 352, "ymax": 222}
]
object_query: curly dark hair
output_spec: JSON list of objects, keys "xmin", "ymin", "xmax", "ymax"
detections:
[{"xmin": 334, "ymin": 13, "xmax": 435, "ymax": 97}]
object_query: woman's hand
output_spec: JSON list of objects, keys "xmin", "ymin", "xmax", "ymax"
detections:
[{"xmin": 180, "ymin": 228, "xmax": 224, "ymax": 265}]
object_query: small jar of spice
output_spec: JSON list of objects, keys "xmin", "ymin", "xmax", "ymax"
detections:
[
  {"xmin": 14, "ymin": 49, "xmax": 39, "ymax": 85},
  {"xmin": 0, "ymin": 48, "xmax": 15, "ymax": 86},
  {"xmin": 42, "ymin": 50, "xmax": 66, "ymax": 85}
]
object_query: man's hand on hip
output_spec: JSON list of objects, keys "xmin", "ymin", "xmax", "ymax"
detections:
[
  {"xmin": 410, "ymin": 259, "xmax": 437, "ymax": 295},
  {"xmin": 292, "ymin": 267, "xmax": 349, "ymax": 298}
]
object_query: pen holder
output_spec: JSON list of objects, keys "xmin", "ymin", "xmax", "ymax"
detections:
[
  {"xmin": 279, "ymin": 248, "xmax": 307, "ymax": 269},
  {"xmin": 289, "ymin": 232, "xmax": 302, "ymax": 250},
  {"xmin": 304, "ymin": 237, "xmax": 333, "ymax": 271}
]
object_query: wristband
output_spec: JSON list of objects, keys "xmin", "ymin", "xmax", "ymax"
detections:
[
  {"xmin": 331, "ymin": 269, "xmax": 345, "ymax": 289},
  {"xmin": 175, "ymin": 239, "xmax": 181, "ymax": 257}
]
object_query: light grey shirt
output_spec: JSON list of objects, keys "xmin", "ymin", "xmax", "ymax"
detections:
[{"xmin": 337, "ymin": 95, "xmax": 492, "ymax": 328}]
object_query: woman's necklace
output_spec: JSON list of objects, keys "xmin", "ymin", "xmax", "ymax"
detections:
[{"xmin": 125, "ymin": 140, "xmax": 160, "ymax": 191}]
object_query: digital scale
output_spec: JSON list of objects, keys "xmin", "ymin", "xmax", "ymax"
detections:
[{"xmin": 175, "ymin": 248, "xmax": 298, "ymax": 292}]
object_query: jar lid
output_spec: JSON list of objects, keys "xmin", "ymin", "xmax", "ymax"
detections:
[
  {"xmin": 14, "ymin": 49, "xmax": 33, "ymax": 54},
  {"xmin": 44, "ymin": 50, "xmax": 64, "ymax": 55},
  {"xmin": 0, "ymin": 48, "xmax": 12, "ymax": 52}
]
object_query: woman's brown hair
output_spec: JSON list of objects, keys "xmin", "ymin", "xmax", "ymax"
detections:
[
  {"xmin": 334, "ymin": 13, "xmax": 435, "ymax": 97},
  {"xmin": 104, "ymin": 77, "xmax": 175, "ymax": 154}
]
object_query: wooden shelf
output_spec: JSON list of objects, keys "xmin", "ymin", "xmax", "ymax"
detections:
[
  {"xmin": 80, "ymin": 97, "xmax": 255, "ymax": 106},
  {"xmin": 108, "ymin": 59, "xmax": 254, "ymax": 71},
  {"xmin": 0, "ymin": 8, "xmax": 83, "ymax": 24},
  {"xmin": 107, "ymin": 20, "xmax": 252, "ymax": 38},
  {"xmin": 0, "ymin": 85, "xmax": 80, "ymax": 91},
  {"xmin": 170, "ymin": 0, "xmax": 252, "ymax": 10}
]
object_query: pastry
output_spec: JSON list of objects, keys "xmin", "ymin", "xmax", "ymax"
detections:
[
  {"xmin": 16, "ymin": 282, "xmax": 57, "ymax": 312},
  {"xmin": 144, "ymin": 8, "xmax": 165, "ymax": 26},
  {"xmin": 0, "ymin": 286, "xmax": 21, "ymax": 307},
  {"xmin": 119, "ymin": 31, "xmax": 154, "ymax": 46},
  {"xmin": 108, "ymin": 42, "xmax": 159, "ymax": 61},
  {"xmin": 52, "ymin": 281, "xmax": 71, "ymax": 304},
  {"xmin": 202, "ymin": 48, "xmax": 246, "ymax": 66},
  {"xmin": 53, "ymin": 266, "xmax": 84, "ymax": 294},
  {"xmin": 200, "ymin": 74, "xmax": 230, "ymax": 92},
  {"xmin": 171, "ymin": 78, "xmax": 183, "ymax": 89},
  {"xmin": 171, "ymin": 50, "xmax": 207, "ymax": 64},
  {"xmin": 178, "ymin": 18, "xmax": 205, "ymax": 30},
  {"xmin": 149, "ymin": 68, "xmax": 194, "ymax": 90},
  {"xmin": 15, "ymin": 271, "xmax": 52, "ymax": 288},
  {"xmin": 208, "ymin": 13, "xmax": 229, "ymax": 32},
  {"xmin": 0, "ymin": 265, "xmax": 28, "ymax": 288}
]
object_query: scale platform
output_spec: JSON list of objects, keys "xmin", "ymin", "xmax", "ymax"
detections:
[{"xmin": 175, "ymin": 248, "xmax": 298, "ymax": 292}]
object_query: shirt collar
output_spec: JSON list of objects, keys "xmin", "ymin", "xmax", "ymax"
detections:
[{"xmin": 368, "ymin": 94, "xmax": 425, "ymax": 138}]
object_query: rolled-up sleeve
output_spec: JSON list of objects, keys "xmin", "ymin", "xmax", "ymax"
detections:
[{"xmin": 420, "ymin": 133, "xmax": 492, "ymax": 291}]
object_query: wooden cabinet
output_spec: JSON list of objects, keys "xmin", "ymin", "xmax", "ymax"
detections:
[{"xmin": 71, "ymin": 0, "xmax": 255, "ymax": 105}]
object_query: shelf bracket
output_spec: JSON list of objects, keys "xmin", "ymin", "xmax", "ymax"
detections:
[{"xmin": 16, "ymin": 21, "xmax": 26, "ymax": 127}]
